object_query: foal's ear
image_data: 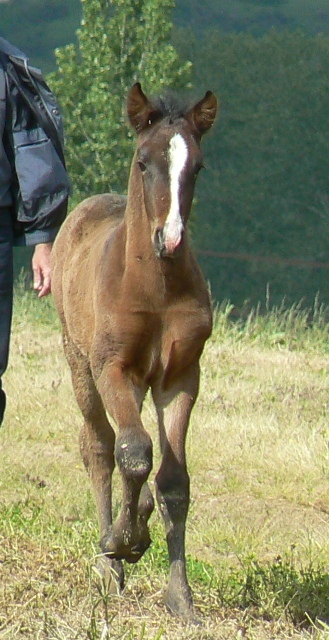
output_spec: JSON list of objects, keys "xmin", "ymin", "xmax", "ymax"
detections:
[
  {"xmin": 186, "ymin": 91, "xmax": 218, "ymax": 137},
  {"xmin": 127, "ymin": 83, "xmax": 161, "ymax": 133}
]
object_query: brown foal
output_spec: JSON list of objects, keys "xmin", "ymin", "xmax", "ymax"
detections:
[{"xmin": 52, "ymin": 83, "xmax": 217, "ymax": 619}]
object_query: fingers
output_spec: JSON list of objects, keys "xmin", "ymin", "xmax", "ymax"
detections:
[
  {"xmin": 32, "ymin": 242, "xmax": 53, "ymax": 298},
  {"xmin": 33, "ymin": 270, "xmax": 51, "ymax": 298}
]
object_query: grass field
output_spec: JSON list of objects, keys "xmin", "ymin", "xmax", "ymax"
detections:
[{"xmin": 1, "ymin": 285, "xmax": 329, "ymax": 639}]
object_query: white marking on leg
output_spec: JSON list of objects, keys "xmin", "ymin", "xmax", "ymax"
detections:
[{"xmin": 164, "ymin": 133, "xmax": 188, "ymax": 253}]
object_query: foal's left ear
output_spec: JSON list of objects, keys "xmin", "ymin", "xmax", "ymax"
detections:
[
  {"xmin": 127, "ymin": 83, "xmax": 161, "ymax": 133},
  {"xmin": 186, "ymin": 91, "xmax": 218, "ymax": 137}
]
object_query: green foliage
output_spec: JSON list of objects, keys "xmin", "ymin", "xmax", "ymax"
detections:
[{"xmin": 49, "ymin": 0, "xmax": 191, "ymax": 199}]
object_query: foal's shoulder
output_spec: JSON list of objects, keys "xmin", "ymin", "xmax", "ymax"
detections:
[
  {"xmin": 58, "ymin": 193, "xmax": 126, "ymax": 246},
  {"xmin": 74, "ymin": 193, "xmax": 127, "ymax": 221}
]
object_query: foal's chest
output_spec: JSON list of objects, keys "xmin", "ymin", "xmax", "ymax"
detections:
[
  {"xmin": 159, "ymin": 301, "xmax": 212, "ymax": 375},
  {"xmin": 107, "ymin": 294, "xmax": 212, "ymax": 385}
]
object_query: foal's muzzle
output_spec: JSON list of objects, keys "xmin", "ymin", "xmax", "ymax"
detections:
[
  {"xmin": 154, "ymin": 228, "xmax": 166, "ymax": 258},
  {"xmin": 154, "ymin": 225, "xmax": 184, "ymax": 259}
]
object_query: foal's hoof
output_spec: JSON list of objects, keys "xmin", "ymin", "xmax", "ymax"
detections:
[
  {"xmin": 95, "ymin": 555, "xmax": 124, "ymax": 594},
  {"xmin": 164, "ymin": 588, "xmax": 197, "ymax": 622},
  {"xmin": 100, "ymin": 526, "xmax": 151, "ymax": 564},
  {"xmin": 125, "ymin": 536, "xmax": 152, "ymax": 564}
]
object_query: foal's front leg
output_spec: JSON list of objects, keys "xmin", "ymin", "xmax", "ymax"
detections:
[
  {"xmin": 153, "ymin": 364, "xmax": 200, "ymax": 619},
  {"xmin": 95, "ymin": 361, "xmax": 154, "ymax": 563}
]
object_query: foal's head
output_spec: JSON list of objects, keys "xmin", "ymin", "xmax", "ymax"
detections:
[{"xmin": 127, "ymin": 83, "xmax": 218, "ymax": 258}]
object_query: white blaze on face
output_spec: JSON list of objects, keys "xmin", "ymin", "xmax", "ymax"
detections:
[{"xmin": 164, "ymin": 133, "xmax": 188, "ymax": 253}]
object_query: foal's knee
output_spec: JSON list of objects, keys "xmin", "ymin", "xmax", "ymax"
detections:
[{"xmin": 115, "ymin": 428, "xmax": 153, "ymax": 482}]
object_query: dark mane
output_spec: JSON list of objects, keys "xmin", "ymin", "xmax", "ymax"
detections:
[{"xmin": 152, "ymin": 92, "xmax": 192, "ymax": 121}]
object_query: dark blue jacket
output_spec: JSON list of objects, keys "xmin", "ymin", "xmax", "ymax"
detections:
[{"xmin": 0, "ymin": 37, "xmax": 69, "ymax": 246}]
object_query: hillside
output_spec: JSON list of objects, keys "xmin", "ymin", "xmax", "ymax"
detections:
[{"xmin": 0, "ymin": 0, "xmax": 328, "ymax": 72}]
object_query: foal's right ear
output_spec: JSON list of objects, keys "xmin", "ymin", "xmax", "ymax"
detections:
[{"xmin": 127, "ymin": 83, "xmax": 161, "ymax": 133}]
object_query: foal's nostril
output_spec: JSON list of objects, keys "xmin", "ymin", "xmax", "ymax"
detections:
[{"xmin": 154, "ymin": 227, "xmax": 165, "ymax": 258}]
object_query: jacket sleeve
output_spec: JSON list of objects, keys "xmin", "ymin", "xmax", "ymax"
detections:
[
  {"xmin": 12, "ymin": 124, "xmax": 69, "ymax": 237},
  {"xmin": 14, "ymin": 225, "xmax": 62, "ymax": 246},
  {"xmin": 0, "ymin": 64, "xmax": 13, "ymax": 209}
]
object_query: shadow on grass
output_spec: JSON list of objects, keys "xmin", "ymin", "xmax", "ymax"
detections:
[
  {"xmin": 214, "ymin": 555, "xmax": 329, "ymax": 627},
  {"xmin": 134, "ymin": 531, "xmax": 329, "ymax": 628}
]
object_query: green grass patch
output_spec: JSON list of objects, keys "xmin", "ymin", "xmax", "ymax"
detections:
[
  {"xmin": 217, "ymin": 555, "xmax": 329, "ymax": 626},
  {"xmin": 5, "ymin": 289, "xmax": 329, "ymax": 637},
  {"xmin": 13, "ymin": 271, "xmax": 60, "ymax": 330},
  {"xmin": 3, "ymin": 497, "xmax": 329, "ymax": 630},
  {"xmin": 212, "ymin": 296, "xmax": 329, "ymax": 353}
]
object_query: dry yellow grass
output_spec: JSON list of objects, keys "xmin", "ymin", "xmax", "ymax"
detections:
[{"xmin": 1, "ymin": 293, "xmax": 329, "ymax": 638}]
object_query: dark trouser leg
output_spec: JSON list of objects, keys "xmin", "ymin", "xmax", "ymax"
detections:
[{"xmin": 0, "ymin": 207, "xmax": 14, "ymax": 426}]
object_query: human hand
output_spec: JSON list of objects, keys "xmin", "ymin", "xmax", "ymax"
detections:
[{"xmin": 32, "ymin": 242, "xmax": 53, "ymax": 298}]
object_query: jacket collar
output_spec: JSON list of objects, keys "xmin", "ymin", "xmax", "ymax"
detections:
[{"xmin": 0, "ymin": 37, "xmax": 29, "ymax": 62}]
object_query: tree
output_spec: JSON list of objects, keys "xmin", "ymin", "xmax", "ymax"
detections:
[{"xmin": 50, "ymin": 0, "xmax": 191, "ymax": 200}]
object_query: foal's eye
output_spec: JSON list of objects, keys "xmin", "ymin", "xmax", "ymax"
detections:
[{"xmin": 137, "ymin": 161, "xmax": 147, "ymax": 173}]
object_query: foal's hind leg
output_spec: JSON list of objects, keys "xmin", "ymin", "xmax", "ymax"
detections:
[
  {"xmin": 63, "ymin": 334, "xmax": 124, "ymax": 590},
  {"xmin": 153, "ymin": 364, "xmax": 200, "ymax": 619}
]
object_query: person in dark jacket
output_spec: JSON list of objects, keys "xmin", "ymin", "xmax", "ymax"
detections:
[{"xmin": 0, "ymin": 37, "xmax": 69, "ymax": 426}]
